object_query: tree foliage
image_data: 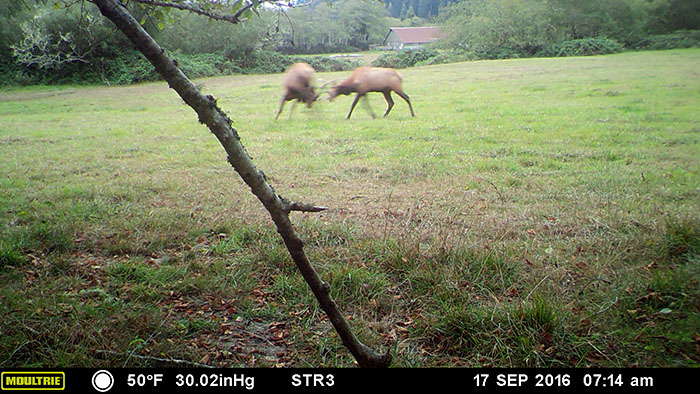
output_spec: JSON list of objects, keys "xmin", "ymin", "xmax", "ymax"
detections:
[
  {"xmin": 383, "ymin": 0, "xmax": 460, "ymax": 19},
  {"xmin": 438, "ymin": 0, "xmax": 700, "ymax": 57},
  {"xmin": 643, "ymin": 0, "xmax": 700, "ymax": 34},
  {"xmin": 439, "ymin": 0, "xmax": 559, "ymax": 55},
  {"xmin": 3, "ymin": 0, "xmax": 700, "ymax": 86},
  {"xmin": 274, "ymin": 0, "xmax": 389, "ymax": 53},
  {"xmin": 1, "ymin": 2, "xmax": 141, "ymax": 84},
  {"xmin": 12, "ymin": 5, "xmax": 121, "ymax": 69},
  {"xmin": 0, "ymin": 1, "xmax": 378, "ymax": 85},
  {"xmin": 155, "ymin": 7, "xmax": 269, "ymax": 57}
]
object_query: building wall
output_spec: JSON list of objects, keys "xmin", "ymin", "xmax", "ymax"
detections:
[{"xmin": 385, "ymin": 31, "xmax": 404, "ymax": 49}]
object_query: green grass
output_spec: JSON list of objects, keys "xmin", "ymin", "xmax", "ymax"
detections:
[{"xmin": 1, "ymin": 49, "xmax": 699, "ymax": 367}]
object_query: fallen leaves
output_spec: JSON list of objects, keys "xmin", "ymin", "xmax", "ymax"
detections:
[{"xmin": 268, "ymin": 321, "xmax": 289, "ymax": 343}]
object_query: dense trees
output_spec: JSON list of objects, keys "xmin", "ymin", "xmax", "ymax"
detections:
[
  {"xmin": 0, "ymin": 0, "xmax": 390, "ymax": 84},
  {"xmin": 1, "ymin": 0, "xmax": 699, "ymax": 86},
  {"xmin": 276, "ymin": 0, "xmax": 389, "ymax": 53},
  {"xmin": 158, "ymin": 0, "xmax": 390, "ymax": 54},
  {"xmin": 644, "ymin": 0, "xmax": 700, "ymax": 33},
  {"xmin": 6, "ymin": 2, "xmax": 144, "ymax": 84},
  {"xmin": 439, "ymin": 0, "xmax": 557, "ymax": 55},
  {"xmin": 438, "ymin": 0, "xmax": 700, "ymax": 57},
  {"xmin": 384, "ymin": 0, "xmax": 460, "ymax": 19}
]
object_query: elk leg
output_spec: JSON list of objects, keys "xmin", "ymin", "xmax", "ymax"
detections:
[
  {"xmin": 382, "ymin": 91, "xmax": 394, "ymax": 117},
  {"xmin": 288, "ymin": 100, "xmax": 297, "ymax": 119},
  {"xmin": 275, "ymin": 98, "xmax": 287, "ymax": 120},
  {"xmin": 361, "ymin": 95, "xmax": 376, "ymax": 119},
  {"xmin": 347, "ymin": 93, "xmax": 364, "ymax": 119},
  {"xmin": 396, "ymin": 90, "xmax": 415, "ymax": 117}
]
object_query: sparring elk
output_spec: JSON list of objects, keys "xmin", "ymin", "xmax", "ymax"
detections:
[
  {"xmin": 275, "ymin": 62, "xmax": 320, "ymax": 120},
  {"xmin": 328, "ymin": 66, "xmax": 415, "ymax": 119}
]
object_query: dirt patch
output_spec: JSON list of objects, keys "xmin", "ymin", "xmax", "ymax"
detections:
[{"xmin": 0, "ymin": 89, "xmax": 77, "ymax": 102}]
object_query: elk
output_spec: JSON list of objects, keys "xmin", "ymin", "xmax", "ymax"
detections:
[
  {"xmin": 328, "ymin": 66, "xmax": 415, "ymax": 119},
  {"xmin": 275, "ymin": 62, "xmax": 320, "ymax": 120}
]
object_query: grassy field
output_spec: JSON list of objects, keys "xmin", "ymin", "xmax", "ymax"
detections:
[{"xmin": 1, "ymin": 49, "xmax": 699, "ymax": 368}]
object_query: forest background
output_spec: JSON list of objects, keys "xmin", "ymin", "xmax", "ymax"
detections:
[{"xmin": 1, "ymin": 0, "xmax": 699, "ymax": 86}]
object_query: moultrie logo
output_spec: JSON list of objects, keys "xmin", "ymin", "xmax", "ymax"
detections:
[{"xmin": 1, "ymin": 371, "xmax": 65, "ymax": 390}]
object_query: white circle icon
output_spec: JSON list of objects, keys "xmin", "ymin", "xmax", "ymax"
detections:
[{"xmin": 92, "ymin": 370, "xmax": 114, "ymax": 392}]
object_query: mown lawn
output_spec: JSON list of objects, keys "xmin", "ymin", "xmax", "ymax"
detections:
[{"xmin": 1, "ymin": 48, "xmax": 699, "ymax": 367}]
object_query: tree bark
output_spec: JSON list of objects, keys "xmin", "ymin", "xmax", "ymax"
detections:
[{"xmin": 88, "ymin": 0, "xmax": 391, "ymax": 368}]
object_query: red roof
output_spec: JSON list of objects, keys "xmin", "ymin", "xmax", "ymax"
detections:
[{"xmin": 387, "ymin": 27, "xmax": 441, "ymax": 44}]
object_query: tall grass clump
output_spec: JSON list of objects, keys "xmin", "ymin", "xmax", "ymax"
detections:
[{"xmin": 665, "ymin": 216, "xmax": 700, "ymax": 261}]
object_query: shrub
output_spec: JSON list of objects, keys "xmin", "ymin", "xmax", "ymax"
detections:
[
  {"xmin": 536, "ymin": 37, "xmax": 625, "ymax": 58},
  {"xmin": 371, "ymin": 48, "xmax": 439, "ymax": 68},
  {"xmin": 0, "ymin": 48, "xmax": 31, "ymax": 86},
  {"xmin": 172, "ymin": 51, "xmax": 228, "ymax": 79},
  {"xmin": 233, "ymin": 50, "xmax": 290, "ymax": 74},
  {"xmin": 474, "ymin": 47, "xmax": 524, "ymax": 60},
  {"xmin": 292, "ymin": 56, "xmax": 361, "ymax": 72},
  {"xmin": 0, "ymin": 48, "xmax": 363, "ymax": 87},
  {"xmin": 370, "ymin": 52, "xmax": 401, "ymax": 68},
  {"xmin": 635, "ymin": 30, "xmax": 700, "ymax": 50},
  {"xmin": 102, "ymin": 51, "xmax": 160, "ymax": 85},
  {"xmin": 417, "ymin": 51, "xmax": 476, "ymax": 66}
]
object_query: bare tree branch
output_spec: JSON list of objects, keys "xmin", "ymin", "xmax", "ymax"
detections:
[
  {"xmin": 127, "ymin": 0, "xmax": 264, "ymax": 24},
  {"xmin": 280, "ymin": 198, "xmax": 329, "ymax": 213},
  {"xmin": 88, "ymin": 0, "xmax": 391, "ymax": 368}
]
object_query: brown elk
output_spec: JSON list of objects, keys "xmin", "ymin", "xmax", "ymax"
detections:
[
  {"xmin": 275, "ymin": 62, "xmax": 320, "ymax": 120},
  {"xmin": 328, "ymin": 66, "xmax": 415, "ymax": 119}
]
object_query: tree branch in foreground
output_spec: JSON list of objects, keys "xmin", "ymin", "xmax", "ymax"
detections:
[
  {"xmin": 89, "ymin": 0, "xmax": 391, "ymax": 368},
  {"xmin": 281, "ymin": 197, "xmax": 329, "ymax": 213},
  {"xmin": 128, "ymin": 0, "xmax": 262, "ymax": 24}
]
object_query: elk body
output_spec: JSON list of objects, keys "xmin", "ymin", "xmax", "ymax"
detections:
[
  {"xmin": 328, "ymin": 66, "xmax": 415, "ymax": 119},
  {"xmin": 275, "ymin": 62, "xmax": 319, "ymax": 120}
]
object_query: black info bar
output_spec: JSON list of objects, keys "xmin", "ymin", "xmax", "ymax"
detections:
[{"xmin": 0, "ymin": 368, "xmax": 691, "ymax": 393}]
